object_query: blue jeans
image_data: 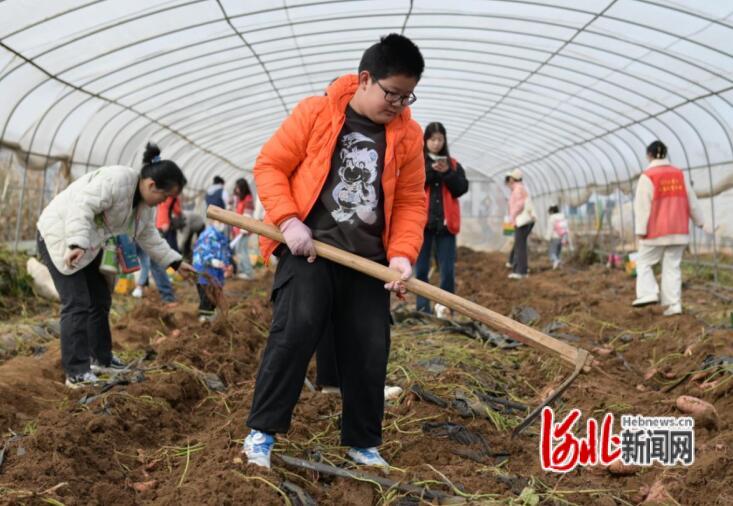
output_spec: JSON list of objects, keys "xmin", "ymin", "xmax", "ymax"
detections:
[
  {"xmin": 549, "ymin": 238, "xmax": 563, "ymax": 263},
  {"xmin": 415, "ymin": 231, "xmax": 456, "ymax": 313},
  {"xmin": 235, "ymin": 234, "xmax": 254, "ymax": 277},
  {"xmin": 136, "ymin": 244, "xmax": 175, "ymax": 302}
]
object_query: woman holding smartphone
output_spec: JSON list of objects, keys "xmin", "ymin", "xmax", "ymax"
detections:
[{"xmin": 415, "ymin": 122, "xmax": 469, "ymax": 314}]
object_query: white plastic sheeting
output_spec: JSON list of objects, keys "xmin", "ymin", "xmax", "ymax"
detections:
[{"xmin": 1, "ymin": 0, "xmax": 732, "ymax": 251}]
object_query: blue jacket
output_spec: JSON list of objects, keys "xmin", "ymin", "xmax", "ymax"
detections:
[
  {"xmin": 205, "ymin": 184, "xmax": 226, "ymax": 209},
  {"xmin": 193, "ymin": 226, "xmax": 231, "ymax": 285}
]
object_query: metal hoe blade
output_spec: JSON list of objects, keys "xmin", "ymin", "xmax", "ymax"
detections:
[{"xmin": 512, "ymin": 348, "xmax": 589, "ymax": 436}]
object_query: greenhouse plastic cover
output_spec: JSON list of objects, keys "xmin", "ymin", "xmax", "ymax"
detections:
[{"xmin": 1, "ymin": 0, "xmax": 732, "ymax": 212}]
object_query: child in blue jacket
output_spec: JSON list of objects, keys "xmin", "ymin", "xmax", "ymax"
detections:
[{"xmin": 193, "ymin": 222, "xmax": 232, "ymax": 321}]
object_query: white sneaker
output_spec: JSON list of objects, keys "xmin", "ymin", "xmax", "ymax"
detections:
[
  {"xmin": 236, "ymin": 272, "xmax": 254, "ymax": 280},
  {"xmin": 663, "ymin": 304, "xmax": 682, "ymax": 316},
  {"xmin": 320, "ymin": 386, "xmax": 341, "ymax": 395},
  {"xmin": 434, "ymin": 303, "xmax": 450, "ymax": 319},
  {"xmin": 242, "ymin": 430, "xmax": 275, "ymax": 469},
  {"xmin": 90, "ymin": 354, "xmax": 127, "ymax": 374},
  {"xmin": 384, "ymin": 385, "xmax": 403, "ymax": 400},
  {"xmin": 505, "ymin": 262, "xmax": 512, "ymax": 269},
  {"xmin": 552, "ymin": 260, "xmax": 561, "ymax": 270},
  {"xmin": 347, "ymin": 447, "xmax": 389, "ymax": 468},
  {"xmin": 508, "ymin": 273, "xmax": 526, "ymax": 280},
  {"xmin": 65, "ymin": 371, "xmax": 101, "ymax": 389},
  {"xmin": 632, "ymin": 295, "xmax": 659, "ymax": 307},
  {"xmin": 132, "ymin": 286, "xmax": 143, "ymax": 298},
  {"xmin": 199, "ymin": 312, "xmax": 215, "ymax": 323}
]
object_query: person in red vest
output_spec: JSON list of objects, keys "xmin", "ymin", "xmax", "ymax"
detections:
[
  {"xmin": 156, "ymin": 194, "xmax": 183, "ymax": 252},
  {"xmin": 632, "ymin": 140, "xmax": 704, "ymax": 316},
  {"xmin": 231, "ymin": 177, "xmax": 255, "ymax": 279},
  {"xmin": 415, "ymin": 122, "xmax": 469, "ymax": 313}
]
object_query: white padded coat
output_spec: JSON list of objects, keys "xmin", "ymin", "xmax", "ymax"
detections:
[{"xmin": 37, "ymin": 166, "xmax": 181, "ymax": 275}]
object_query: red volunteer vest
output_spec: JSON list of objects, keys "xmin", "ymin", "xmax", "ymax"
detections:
[
  {"xmin": 425, "ymin": 157, "xmax": 461, "ymax": 235},
  {"xmin": 644, "ymin": 165, "xmax": 689, "ymax": 239}
]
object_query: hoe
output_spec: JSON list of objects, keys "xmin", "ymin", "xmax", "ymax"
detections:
[{"xmin": 208, "ymin": 206, "xmax": 591, "ymax": 435}]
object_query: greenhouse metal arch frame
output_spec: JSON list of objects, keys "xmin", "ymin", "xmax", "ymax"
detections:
[{"xmin": 1, "ymin": 0, "xmax": 731, "ymax": 281}]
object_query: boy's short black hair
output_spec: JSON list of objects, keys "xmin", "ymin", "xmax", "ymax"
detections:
[
  {"xmin": 548, "ymin": 205, "xmax": 560, "ymax": 214},
  {"xmin": 358, "ymin": 33, "xmax": 424, "ymax": 81}
]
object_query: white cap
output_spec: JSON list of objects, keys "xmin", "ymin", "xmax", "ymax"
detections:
[{"xmin": 505, "ymin": 168, "xmax": 523, "ymax": 181}]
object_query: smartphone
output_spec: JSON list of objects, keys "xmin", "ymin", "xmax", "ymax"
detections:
[{"xmin": 434, "ymin": 156, "xmax": 447, "ymax": 162}]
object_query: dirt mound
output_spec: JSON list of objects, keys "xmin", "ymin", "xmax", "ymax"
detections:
[{"xmin": 0, "ymin": 252, "xmax": 730, "ymax": 505}]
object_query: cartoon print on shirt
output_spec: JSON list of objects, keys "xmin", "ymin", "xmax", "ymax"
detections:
[{"xmin": 331, "ymin": 132, "xmax": 379, "ymax": 224}]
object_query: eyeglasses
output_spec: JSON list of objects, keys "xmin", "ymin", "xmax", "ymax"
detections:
[{"xmin": 375, "ymin": 80, "xmax": 417, "ymax": 106}]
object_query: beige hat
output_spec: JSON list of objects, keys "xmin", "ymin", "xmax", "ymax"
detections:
[{"xmin": 505, "ymin": 168, "xmax": 523, "ymax": 181}]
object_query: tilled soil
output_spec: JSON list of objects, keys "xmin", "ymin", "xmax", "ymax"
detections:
[{"xmin": 0, "ymin": 249, "xmax": 730, "ymax": 505}]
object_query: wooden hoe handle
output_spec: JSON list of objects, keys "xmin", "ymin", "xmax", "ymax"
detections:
[{"xmin": 208, "ymin": 206, "xmax": 588, "ymax": 367}]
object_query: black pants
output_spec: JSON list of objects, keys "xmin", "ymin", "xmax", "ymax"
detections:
[
  {"xmin": 164, "ymin": 228, "xmax": 179, "ymax": 253},
  {"xmin": 197, "ymin": 284, "xmax": 216, "ymax": 315},
  {"xmin": 37, "ymin": 235, "xmax": 112, "ymax": 376},
  {"xmin": 512, "ymin": 222, "xmax": 534, "ymax": 275},
  {"xmin": 247, "ymin": 252, "xmax": 391, "ymax": 448},
  {"xmin": 315, "ymin": 323, "xmax": 339, "ymax": 387},
  {"xmin": 182, "ymin": 224, "xmax": 204, "ymax": 261}
]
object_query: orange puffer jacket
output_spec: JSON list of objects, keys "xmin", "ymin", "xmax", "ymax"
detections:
[
  {"xmin": 155, "ymin": 195, "xmax": 181, "ymax": 231},
  {"xmin": 254, "ymin": 74, "xmax": 427, "ymax": 263}
]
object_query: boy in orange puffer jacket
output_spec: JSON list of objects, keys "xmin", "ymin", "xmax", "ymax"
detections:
[{"xmin": 243, "ymin": 34, "xmax": 427, "ymax": 469}]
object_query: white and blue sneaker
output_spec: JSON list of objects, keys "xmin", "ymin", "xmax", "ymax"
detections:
[
  {"xmin": 243, "ymin": 430, "xmax": 275, "ymax": 468},
  {"xmin": 347, "ymin": 447, "xmax": 389, "ymax": 469}
]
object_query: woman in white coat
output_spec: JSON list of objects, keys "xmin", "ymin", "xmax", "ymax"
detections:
[{"xmin": 36, "ymin": 143, "xmax": 195, "ymax": 387}]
